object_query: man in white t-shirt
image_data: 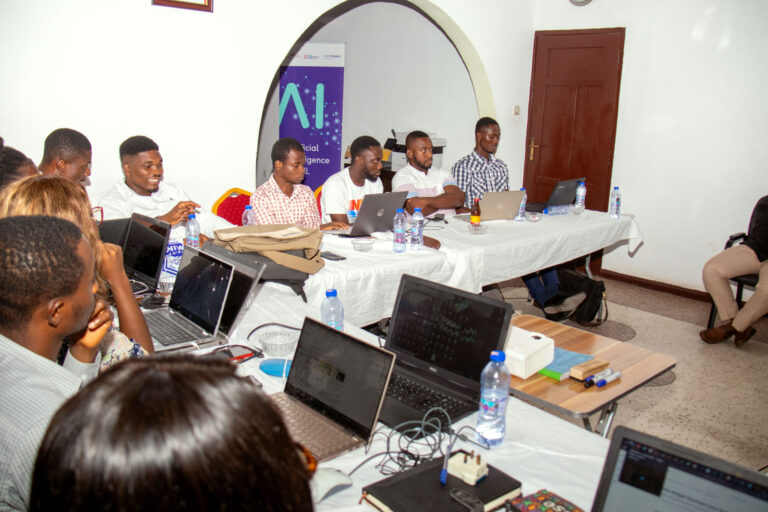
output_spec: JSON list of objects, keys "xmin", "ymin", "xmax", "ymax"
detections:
[
  {"xmin": 392, "ymin": 130, "xmax": 464, "ymax": 217},
  {"xmin": 320, "ymin": 135, "xmax": 384, "ymax": 224}
]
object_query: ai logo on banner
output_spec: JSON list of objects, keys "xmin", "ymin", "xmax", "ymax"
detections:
[{"xmin": 279, "ymin": 83, "xmax": 324, "ymax": 129}]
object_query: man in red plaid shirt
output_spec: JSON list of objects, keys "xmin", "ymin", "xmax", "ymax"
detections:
[{"xmin": 250, "ymin": 137, "xmax": 345, "ymax": 231}]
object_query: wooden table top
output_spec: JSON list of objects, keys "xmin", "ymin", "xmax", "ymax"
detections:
[{"xmin": 508, "ymin": 315, "xmax": 677, "ymax": 418}]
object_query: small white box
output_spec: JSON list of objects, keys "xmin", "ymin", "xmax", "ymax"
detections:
[{"xmin": 503, "ymin": 326, "xmax": 555, "ymax": 379}]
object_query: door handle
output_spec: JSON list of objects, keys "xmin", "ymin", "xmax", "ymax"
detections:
[{"xmin": 529, "ymin": 137, "xmax": 541, "ymax": 161}]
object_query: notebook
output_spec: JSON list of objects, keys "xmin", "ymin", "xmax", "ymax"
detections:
[
  {"xmin": 526, "ymin": 177, "xmax": 586, "ymax": 213},
  {"xmin": 362, "ymin": 449, "xmax": 522, "ymax": 511},
  {"xmin": 270, "ymin": 317, "xmax": 396, "ymax": 462},
  {"xmin": 143, "ymin": 246, "xmax": 234, "ymax": 352},
  {"xmin": 121, "ymin": 213, "xmax": 171, "ymax": 295},
  {"xmin": 378, "ymin": 275, "xmax": 514, "ymax": 431},
  {"xmin": 327, "ymin": 191, "xmax": 407, "ymax": 237},
  {"xmin": 592, "ymin": 426, "xmax": 768, "ymax": 512},
  {"xmin": 199, "ymin": 245, "xmax": 267, "ymax": 340},
  {"xmin": 454, "ymin": 190, "xmax": 526, "ymax": 222}
]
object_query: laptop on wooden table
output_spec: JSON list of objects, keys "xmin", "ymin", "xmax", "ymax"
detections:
[{"xmin": 270, "ymin": 317, "xmax": 396, "ymax": 462}]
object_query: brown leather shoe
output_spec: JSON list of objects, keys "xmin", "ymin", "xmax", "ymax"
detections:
[
  {"xmin": 734, "ymin": 326, "xmax": 757, "ymax": 347},
  {"xmin": 700, "ymin": 322, "xmax": 736, "ymax": 344}
]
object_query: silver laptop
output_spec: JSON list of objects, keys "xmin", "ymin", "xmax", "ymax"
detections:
[
  {"xmin": 144, "ymin": 246, "xmax": 234, "ymax": 352},
  {"xmin": 327, "ymin": 191, "xmax": 407, "ymax": 237},
  {"xmin": 592, "ymin": 426, "xmax": 768, "ymax": 511},
  {"xmin": 455, "ymin": 190, "xmax": 526, "ymax": 222},
  {"xmin": 270, "ymin": 317, "xmax": 396, "ymax": 462}
]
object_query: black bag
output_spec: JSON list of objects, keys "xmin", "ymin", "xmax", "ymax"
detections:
[{"xmin": 556, "ymin": 268, "xmax": 608, "ymax": 326}]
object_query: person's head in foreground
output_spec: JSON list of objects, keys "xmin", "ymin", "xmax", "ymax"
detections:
[
  {"xmin": 30, "ymin": 355, "xmax": 313, "ymax": 512},
  {"xmin": 39, "ymin": 128, "xmax": 92, "ymax": 188},
  {"xmin": 0, "ymin": 137, "xmax": 39, "ymax": 191}
]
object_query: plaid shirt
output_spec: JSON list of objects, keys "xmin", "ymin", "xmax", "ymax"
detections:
[
  {"xmin": 250, "ymin": 175, "xmax": 321, "ymax": 229},
  {"xmin": 452, "ymin": 150, "xmax": 509, "ymax": 208}
]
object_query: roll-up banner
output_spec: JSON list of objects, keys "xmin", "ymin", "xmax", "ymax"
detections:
[{"xmin": 278, "ymin": 43, "xmax": 345, "ymax": 191}]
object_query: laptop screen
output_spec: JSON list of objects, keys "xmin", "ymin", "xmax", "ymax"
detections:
[
  {"xmin": 593, "ymin": 426, "xmax": 768, "ymax": 511},
  {"xmin": 122, "ymin": 214, "xmax": 169, "ymax": 286},
  {"xmin": 386, "ymin": 275, "xmax": 514, "ymax": 389},
  {"xmin": 169, "ymin": 248, "xmax": 233, "ymax": 335},
  {"xmin": 285, "ymin": 318, "xmax": 395, "ymax": 440}
]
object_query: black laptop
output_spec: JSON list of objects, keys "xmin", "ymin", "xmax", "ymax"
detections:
[
  {"xmin": 592, "ymin": 426, "xmax": 768, "ymax": 511},
  {"xmin": 121, "ymin": 213, "xmax": 171, "ymax": 295},
  {"xmin": 378, "ymin": 275, "xmax": 514, "ymax": 431},
  {"xmin": 526, "ymin": 177, "xmax": 586, "ymax": 213}
]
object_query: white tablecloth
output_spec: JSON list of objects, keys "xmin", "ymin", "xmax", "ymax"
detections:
[
  {"xmin": 289, "ymin": 211, "xmax": 642, "ymax": 327},
  {"xmin": 230, "ymin": 285, "xmax": 610, "ymax": 511}
]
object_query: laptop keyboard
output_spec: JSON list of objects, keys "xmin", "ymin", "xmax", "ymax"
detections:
[
  {"xmin": 145, "ymin": 312, "xmax": 198, "ymax": 346},
  {"xmin": 387, "ymin": 373, "xmax": 475, "ymax": 418},
  {"xmin": 271, "ymin": 393, "xmax": 358, "ymax": 461}
]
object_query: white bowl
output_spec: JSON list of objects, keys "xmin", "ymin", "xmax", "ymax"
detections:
[
  {"xmin": 351, "ymin": 237, "xmax": 376, "ymax": 252},
  {"xmin": 257, "ymin": 330, "xmax": 299, "ymax": 357},
  {"xmin": 468, "ymin": 223, "xmax": 487, "ymax": 235}
]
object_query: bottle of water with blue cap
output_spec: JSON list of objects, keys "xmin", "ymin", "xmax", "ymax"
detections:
[
  {"xmin": 321, "ymin": 289, "xmax": 344, "ymax": 330},
  {"xmin": 514, "ymin": 188, "xmax": 527, "ymax": 221},
  {"xmin": 393, "ymin": 208, "xmax": 407, "ymax": 253},
  {"xmin": 242, "ymin": 205, "xmax": 254, "ymax": 226},
  {"xmin": 409, "ymin": 208, "xmax": 424, "ymax": 250},
  {"xmin": 476, "ymin": 350, "xmax": 510, "ymax": 446},
  {"xmin": 185, "ymin": 213, "xmax": 200, "ymax": 248}
]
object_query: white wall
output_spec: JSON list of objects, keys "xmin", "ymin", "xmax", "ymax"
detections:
[
  {"xmin": 1, "ymin": 0, "xmax": 764, "ymax": 292},
  {"xmin": 255, "ymin": 2, "xmax": 478, "ymax": 185}
]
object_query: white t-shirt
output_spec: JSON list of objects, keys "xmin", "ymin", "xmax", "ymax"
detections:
[
  {"xmin": 320, "ymin": 169, "xmax": 383, "ymax": 223},
  {"xmin": 391, "ymin": 163, "xmax": 458, "ymax": 217}
]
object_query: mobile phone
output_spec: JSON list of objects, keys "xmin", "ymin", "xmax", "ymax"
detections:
[{"xmin": 321, "ymin": 251, "xmax": 347, "ymax": 261}]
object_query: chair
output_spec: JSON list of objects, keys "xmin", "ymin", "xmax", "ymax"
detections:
[
  {"xmin": 705, "ymin": 198, "xmax": 765, "ymax": 328},
  {"xmin": 314, "ymin": 185, "xmax": 323, "ymax": 216},
  {"xmin": 212, "ymin": 188, "xmax": 252, "ymax": 226}
]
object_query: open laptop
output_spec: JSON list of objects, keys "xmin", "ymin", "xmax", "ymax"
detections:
[
  {"xmin": 98, "ymin": 218, "xmax": 130, "ymax": 247},
  {"xmin": 378, "ymin": 275, "xmax": 514, "ymax": 431},
  {"xmin": 592, "ymin": 426, "xmax": 768, "ymax": 511},
  {"xmin": 526, "ymin": 177, "xmax": 586, "ymax": 213},
  {"xmin": 455, "ymin": 190, "xmax": 526, "ymax": 222},
  {"xmin": 327, "ymin": 191, "xmax": 407, "ymax": 237},
  {"xmin": 200, "ymin": 243, "xmax": 267, "ymax": 340},
  {"xmin": 121, "ymin": 213, "xmax": 171, "ymax": 295},
  {"xmin": 270, "ymin": 317, "xmax": 396, "ymax": 462},
  {"xmin": 143, "ymin": 246, "xmax": 234, "ymax": 352}
]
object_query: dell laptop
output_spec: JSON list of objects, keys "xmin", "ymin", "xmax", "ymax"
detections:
[
  {"xmin": 143, "ymin": 246, "xmax": 234, "ymax": 352},
  {"xmin": 121, "ymin": 213, "xmax": 171, "ymax": 295},
  {"xmin": 328, "ymin": 191, "xmax": 408, "ymax": 237},
  {"xmin": 526, "ymin": 177, "xmax": 586, "ymax": 213},
  {"xmin": 270, "ymin": 317, "xmax": 396, "ymax": 462},
  {"xmin": 378, "ymin": 275, "xmax": 514, "ymax": 431},
  {"xmin": 592, "ymin": 426, "xmax": 768, "ymax": 511}
]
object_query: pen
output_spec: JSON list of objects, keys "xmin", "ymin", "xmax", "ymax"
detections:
[
  {"xmin": 231, "ymin": 352, "xmax": 257, "ymax": 363},
  {"xmin": 585, "ymin": 368, "xmax": 614, "ymax": 388},
  {"xmin": 440, "ymin": 443, "xmax": 451, "ymax": 485},
  {"xmin": 596, "ymin": 370, "xmax": 622, "ymax": 388}
]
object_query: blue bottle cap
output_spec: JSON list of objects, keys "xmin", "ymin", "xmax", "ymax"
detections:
[
  {"xmin": 490, "ymin": 350, "xmax": 505, "ymax": 362},
  {"xmin": 325, "ymin": 289, "xmax": 337, "ymax": 297},
  {"xmin": 579, "ymin": 181, "xmax": 585, "ymax": 185},
  {"xmin": 188, "ymin": 213, "xmax": 196, "ymax": 219},
  {"xmin": 244, "ymin": 205, "xmax": 252, "ymax": 210},
  {"xmin": 519, "ymin": 187, "xmax": 526, "ymax": 192},
  {"xmin": 414, "ymin": 207, "xmax": 422, "ymax": 212},
  {"xmin": 396, "ymin": 208, "xmax": 404, "ymax": 213}
]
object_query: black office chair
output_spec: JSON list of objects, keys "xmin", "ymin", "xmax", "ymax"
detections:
[
  {"xmin": 706, "ymin": 198, "xmax": 765, "ymax": 328},
  {"xmin": 706, "ymin": 232, "xmax": 759, "ymax": 329}
]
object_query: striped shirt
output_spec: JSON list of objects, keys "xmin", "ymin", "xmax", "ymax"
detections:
[
  {"xmin": 452, "ymin": 150, "xmax": 510, "ymax": 208},
  {"xmin": 250, "ymin": 175, "xmax": 321, "ymax": 229}
]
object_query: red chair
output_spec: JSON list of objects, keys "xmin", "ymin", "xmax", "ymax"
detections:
[
  {"xmin": 212, "ymin": 188, "xmax": 252, "ymax": 226},
  {"xmin": 314, "ymin": 185, "xmax": 323, "ymax": 216}
]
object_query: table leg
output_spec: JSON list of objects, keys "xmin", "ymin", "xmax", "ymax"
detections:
[
  {"xmin": 594, "ymin": 402, "xmax": 619, "ymax": 438},
  {"xmin": 585, "ymin": 253, "xmax": 594, "ymax": 279}
]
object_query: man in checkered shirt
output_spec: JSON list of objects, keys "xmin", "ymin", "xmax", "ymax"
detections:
[
  {"xmin": 250, "ymin": 137, "xmax": 345, "ymax": 231},
  {"xmin": 451, "ymin": 117, "xmax": 509, "ymax": 209}
]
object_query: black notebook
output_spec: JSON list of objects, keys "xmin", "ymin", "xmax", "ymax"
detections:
[{"xmin": 362, "ymin": 450, "xmax": 521, "ymax": 512}]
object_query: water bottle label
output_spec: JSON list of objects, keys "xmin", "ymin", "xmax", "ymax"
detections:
[
  {"xmin": 186, "ymin": 236, "xmax": 200, "ymax": 248},
  {"xmin": 480, "ymin": 395, "xmax": 501, "ymax": 413}
]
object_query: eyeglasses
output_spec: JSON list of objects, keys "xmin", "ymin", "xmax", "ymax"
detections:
[
  {"xmin": 91, "ymin": 206, "xmax": 103, "ymax": 226},
  {"xmin": 295, "ymin": 443, "xmax": 317, "ymax": 478}
]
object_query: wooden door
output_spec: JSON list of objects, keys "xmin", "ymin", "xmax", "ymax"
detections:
[{"xmin": 523, "ymin": 28, "xmax": 624, "ymax": 212}]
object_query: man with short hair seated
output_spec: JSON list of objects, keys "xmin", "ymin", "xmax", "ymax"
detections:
[
  {"xmin": 392, "ymin": 130, "xmax": 464, "ymax": 217},
  {"xmin": 320, "ymin": 135, "xmax": 383, "ymax": 224},
  {"xmin": 0, "ymin": 216, "xmax": 112, "ymax": 511},
  {"xmin": 38, "ymin": 128, "xmax": 93, "ymax": 189},
  {"xmin": 250, "ymin": 137, "xmax": 345, "ymax": 230}
]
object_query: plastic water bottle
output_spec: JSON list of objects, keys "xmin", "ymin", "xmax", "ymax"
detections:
[
  {"xmin": 347, "ymin": 209, "xmax": 357, "ymax": 225},
  {"xmin": 241, "ymin": 205, "xmax": 254, "ymax": 226},
  {"xmin": 609, "ymin": 186, "xmax": 621, "ymax": 219},
  {"xmin": 476, "ymin": 350, "xmax": 510, "ymax": 447},
  {"xmin": 185, "ymin": 213, "xmax": 200, "ymax": 248},
  {"xmin": 514, "ymin": 188, "xmax": 527, "ymax": 221},
  {"xmin": 573, "ymin": 181, "xmax": 587, "ymax": 215},
  {"xmin": 321, "ymin": 289, "xmax": 344, "ymax": 330},
  {"xmin": 409, "ymin": 208, "xmax": 424, "ymax": 251},
  {"xmin": 393, "ymin": 208, "xmax": 407, "ymax": 253}
]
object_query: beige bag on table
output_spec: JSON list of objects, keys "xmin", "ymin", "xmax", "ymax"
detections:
[{"xmin": 212, "ymin": 224, "xmax": 324, "ymax": 274}]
